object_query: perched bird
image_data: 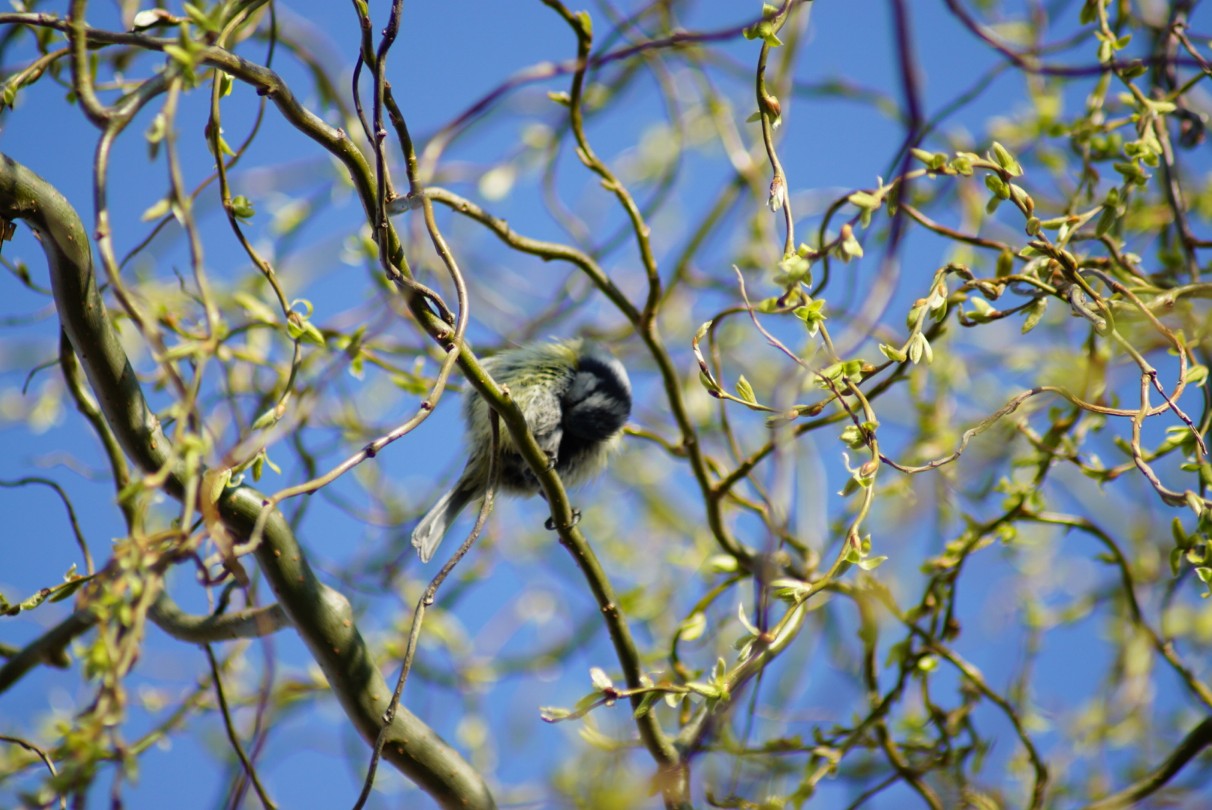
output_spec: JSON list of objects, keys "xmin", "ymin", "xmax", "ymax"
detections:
[{"xmin": 411, "ymin": 339, "xmax": 631, "ymax": 562}]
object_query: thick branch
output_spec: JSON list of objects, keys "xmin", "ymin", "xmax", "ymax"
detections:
[{"xmin": 0, "ymin": 153, "xmax": 495, "ymax": 810}]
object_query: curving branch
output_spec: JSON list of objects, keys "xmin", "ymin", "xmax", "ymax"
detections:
[
  {"xmin": 147, "ymin": 594, "xmax": 289, "ymax": 643},
  {"xmin": 0, "ymin": 153, "xmax": 495, "ymax": 810},
  {"xmin": 0, "ymin": 610, "xmax": 93, "ymax": 694},
  {"xmin": 1083, "ymin": 717, "xmax": 1212, "ymax": 810}
]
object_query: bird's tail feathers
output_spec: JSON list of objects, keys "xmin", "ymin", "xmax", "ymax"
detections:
[{"xmin": 411, "ymin": 481, "xmax": 475, "ymax": 563}]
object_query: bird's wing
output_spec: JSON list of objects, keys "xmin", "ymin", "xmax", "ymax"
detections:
[{"xmin": 515, "ymin": 382, "xmax": 564, "ymax": 461}]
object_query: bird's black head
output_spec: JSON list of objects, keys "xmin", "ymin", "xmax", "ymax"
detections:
[{"xmin": 561, "ymin": 350, "xmax": 631, "ymax": 441}]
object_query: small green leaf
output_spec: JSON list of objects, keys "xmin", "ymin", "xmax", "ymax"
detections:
[
  {"xmin": 141, "ymin": 198, "xmax": 172, "ymax": 222},
  {"xmin": 184, "ymin": 2, "xmax": 224, "ymax": 33},
  {"xmin": 736, "ymin": 375, "xmax": 757, "ymax": 405},
  {"xmin": 793, "ymin": 299, "xmax": 826, "ymax": 336},
  {"xmin": 906, "ymin": 332, "xmax": 932, "ymax": 365},
  {"xmin": 990, "ymin": 141, "xmax": 1023, "ymax": 176},
  {"xmin": 776, "ymin": 252, "xmax": 811, "ymax": 285},
  {"xmin": 984, "ymin": 173, "xmax": 1010, "ymax": 200},
  {"xmin": 49, "ymin": 576, "xmax": 87, "ymax": 603},
  {"xmin": 1170, "ymin": 547, "xmax": 1184, "ymax": 577},
  {"xmin": 229, "ymin": 195, "xmax": 255, "ymax": 220},
  {"xmin": 251, "ymin": 408, "xmax": 279, "ymax": 430},
  {"xmin": 838, "ymin": 225, "xmax": 863, "ymax": 261},
  {"xmin": 950, "ymin": 155, "xmax": 974, "ymax": 176},
  {"xmin": 857, "ymin": 555, "xmax": 887, "ymax": 571},
  {"xmin": 575, "ymin": 10, "xmax": 592, "ymax": 35},
  {"xmin": 879, "ymin": 343, "xmax": 908, "ymax": 363},
  {"xmin": 755, "ymin": 297, "xmax": 781, "ymax": 314},
  {"xmin": 848, "ymin": 190, "xmax": 881, "ymax": 210},
  {"xmin": 1021, "ymin": 297, "xmax": 1047, "ymax": 334},
  {"xmin": 678, "ymin": 612, "xmax": 707, "ymax": 642},
  {"xmin": 996, "ymin": 249, "xmax": 1015, "ymax": 277},
  {"xmin": 233, "ymin": 291, "xmax": 277, "ymax": 323},
  {"xmin": 297, "ymin": 320, "xmax": 325, "ymax": 346},
  {"xmin": 163, "ymin": 44, "xmax": 194, "ymax": 69},
  {"xmin": 589, "ymin": 667, "xmax": 613, "ymax": 691},
  {"xmin": 539, "ymin": 706, "xmax": 573, "ymax": 723}
]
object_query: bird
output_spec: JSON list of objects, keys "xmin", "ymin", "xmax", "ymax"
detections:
[{"xmin": 411, "ymin": 339, "xmax": 631, "ymax": 562}]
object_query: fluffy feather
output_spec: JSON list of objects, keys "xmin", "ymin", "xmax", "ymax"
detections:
[{"xmin": 411, "ymin": 340, "xmax": 631, "ymax": 562}]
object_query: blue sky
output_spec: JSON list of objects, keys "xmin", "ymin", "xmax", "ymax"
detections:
[{"xmin": 3, "ymin": 1, "xmax": 1212, "ymax": 807}]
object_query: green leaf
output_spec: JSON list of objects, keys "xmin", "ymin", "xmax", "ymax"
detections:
[
  {"xmin": 838, "ymin": 225, "xmax": 863, "ymax": 261},
  {"xmin": 1021, "ymin": 297, "xmax": 1047, "ymax": 334},
  {"xmin": 229, "ymin": 195, "xmax": 255, "ymax": 220},
  {"xmin": 163, "ymin": 44, "xmax": 195, "ymax": 69},
  {"xmin": 705, "ymin": 554, "xmax": 739, "ymax": 574},
  {"xmin": 996, "ymin": 249, "xmax": 1015, "ymax": 277},
  {"xmin": 906, "ymin": 332, "xmax": 932, "ymax": 365},
  {"xmin": 678, "ymin": 611, "xmax": 707, "ymax": 642},
  {"xmin": 184, "ymin": 2, "xmax": 218, "ymax": 32},
  {"xmin": 776, "ymin": 252, "xmax": 811, "ymax": 285},
  {"xmin": 755, "ymin": 297, "xmax": 781, "ymax": 313},
  {"xmin": 539, "ymin": 706, "xmax": 573, "ymax": 723},
  {"xmin": 840, "ymin": 424, "xmax": 865, "ymax": 449},
  {"xmin": 911, "ymin": 148, "xmax": 947, "ymax": 171},
  {"xmin": 233, "ymin": 291, "xmax": 277, "ymax": 323},
  {"xmin": 296, "ymin": 320, "xmax": 325, "ymax": 346},
  {"xmin": 251, "ymin": 408, "xmax": 279, "ymax": 430},
  {"xmin": 575, "ymin": 10, "xmax": 592, "ymax": 36},
  {"xmin": 141, "ymin": 198, "xmax": 171, "ymax": 222},
  {"xmin": 145, "ymin": 112, "xmax": 167, "ymax": 161},
  {"xmin": 990, "ymin": 141, "xmax": 1024, "ymax": 176},
  {"xmin": 984, "ymin": 173, "xmax": 1010, "ymax": 200},
  {"xmin": 950, "ymin": 155, "xmax": 974, "ymax": 176},
  {"xmin": 879, "ymin": 343, "xmax": 908, "ymax": 363},
  {"xmin": 857, "ymin": 555, "xmax": 887, "ymax": 571},
  {"xmin": 1170, "ymin": 547, "xmax": 1184, "ymax": 577},
  {"xmin": 589, "ymin": 667, "xmax": 613, "ymax": 691},
  {"xmin": 848, "ymin": 190, "xmax": 881, "ymax": 210},
  {"xmin": 736, "ymin": 375, "xmax": 757, "ymax": 405},
  {"xmin": 3, "ymin": 574, "xmax": 92, "ymax": 616},
  {"xmin": 49, "ymin": 577, "xmax": 87, "ymax": 603},
  {"xmin": 793, "ymin": 299, "xmax": 826, "ymax": 336}
]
